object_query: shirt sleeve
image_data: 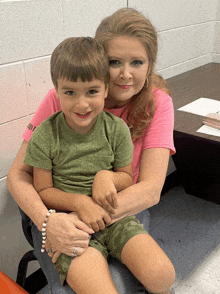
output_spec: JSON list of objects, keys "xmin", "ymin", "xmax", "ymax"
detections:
[
  {"xmin": 22, "ymin": 88, "xmax": 61, "ymax": 142},
  {"xmin": 113, "ymin": 119, "xmax": 134, "ymax": 168},
  {"xmin": 143, "ymin": 89, "xmax": 176, "ymax": 155},
  {"xmin": 24, "ymin": 121, "xmax": 53, "ymax": 170}
]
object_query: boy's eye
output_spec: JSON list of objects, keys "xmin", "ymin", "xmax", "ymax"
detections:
[
  {"xmin": 109, "ymin": 60, "xmax": 120, "ymax": 67},
  {"xmin": 65, "ymin": 90, "xmax": 74, "ymax": 96},
  {"xmin": 88, "ymin": 89, "xmax": 98, "ymax": 95},
  {"xmin": 132, "ymin": 60, "xmax": 143, "ymax": 66}
]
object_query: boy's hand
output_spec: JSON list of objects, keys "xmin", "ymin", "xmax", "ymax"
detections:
[
  {"xmin": 77, "ymin": 196, "xmax": 111, "ymax": 232},
  {"xmin": 92, "ymin": 170, "xmax": 118, "ymax": 214}
]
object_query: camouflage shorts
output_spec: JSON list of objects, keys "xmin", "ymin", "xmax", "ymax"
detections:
[{"xmin": 55, "ymin": 216, "xmax": 148, "ymax": 285}]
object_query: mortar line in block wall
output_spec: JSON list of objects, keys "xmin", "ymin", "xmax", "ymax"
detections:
[
  {"xmin": 157, "ymin": 53, "xmax": 214, "ymax": 73},
  {"xmin": 158, "ymin": 20, "xmax": 216, "ymax": 33},
  {"xmin": 0, "ymin": 114, "xmax": 34, "ymax": 127},
  {"xmin": 0, "ymin": 54, "xmax": 51, "ymax": 68}
]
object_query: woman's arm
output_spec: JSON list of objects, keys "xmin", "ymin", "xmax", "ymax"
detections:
[
  {"xmin": 110, "ymin": 148, "xmax": 170, "ymax": 223},
  {"xmin": 7, "ymin": 140, "xmax": 49, "ymax": 231},
  {"xmin": 16, "ymin": 146, "xmax": 169, "ymax": 227},
  {"xmin": 7, "ymin": 140, "xmax": 93, "ymax": 255},
  {"xmin": 8, "ymin": 141, "xmax": 168, "ymax": 231}
]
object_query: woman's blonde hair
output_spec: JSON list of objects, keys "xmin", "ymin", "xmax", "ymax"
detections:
[
  {"xmin": 51, "ymin": 37, "xmax": 109, "ymax": 89},
  {"xmin": 95, "ymin": 8, "xmax": 170, "ymax": 141}
]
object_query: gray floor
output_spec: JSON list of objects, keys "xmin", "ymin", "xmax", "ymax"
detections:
[{"xmin": 149, "ymin": 185, "xmax": 220, "ymax": 294}]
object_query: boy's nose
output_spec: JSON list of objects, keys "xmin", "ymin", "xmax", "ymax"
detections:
[{"xmin": 75, "ymin": 97, "xmax": 89, "ymax": 110}]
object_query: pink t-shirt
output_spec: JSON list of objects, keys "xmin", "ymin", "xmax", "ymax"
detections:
[{"xmin": 23, "ymin": 88, "xmax": 175, "ymax": 183}]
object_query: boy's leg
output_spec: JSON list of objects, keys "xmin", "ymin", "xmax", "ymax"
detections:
[
  {"xmin": 31, "ymin": 221, "xmax": 147, "ymax": 294},
  {"xmin": 66, "ymin": 246, "xmax": 119, "ymax": 294},
  {"xmin": 120, "ymin": 233, "xmax": 175, "ymax": 294}
]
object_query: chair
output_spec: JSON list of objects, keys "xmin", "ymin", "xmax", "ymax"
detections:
[
  {"xmin": 16, "ymin": 209, "xmax": 48, "ymax": 294},
  {"xmin": 0, "ymin": 271, "xmax": 28, "ymax": 294}
]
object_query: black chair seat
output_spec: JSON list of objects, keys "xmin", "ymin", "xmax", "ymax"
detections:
[{"xmin": 16, "ymin": 210, "xmax": 48, "ymax": 294}]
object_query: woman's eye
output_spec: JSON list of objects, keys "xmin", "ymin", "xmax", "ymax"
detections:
[
  {"xmin": 109, "ymin": 60, "xmax": 120, "ymax": 67},
  {"xmin": 132, "ymin": 60, "xmax": 143, "ymax": 66}
]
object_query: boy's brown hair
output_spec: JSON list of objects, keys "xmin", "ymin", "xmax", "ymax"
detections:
[{"xmin": 51, "ymin": 37, "xmax": 109, "ymax": 89}]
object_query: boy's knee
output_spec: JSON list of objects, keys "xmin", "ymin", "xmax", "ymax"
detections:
[{"xmin": 144, "ymin": 260, "xmax": 175, "ymax": 294}]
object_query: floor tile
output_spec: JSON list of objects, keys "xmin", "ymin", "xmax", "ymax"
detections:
[
  {"xmin": 174, "ymin": 243, "xmax": 220, "ymax": 294},
  {"xmin": 148, "ymin": 199, "xmax": 174, "ymax": 231},
  {"xmin": 161, "ymin": 186, "xmax": 220, "ymax": 217},
  {"xmin": 149, "ymin": 187, "xmax": 220, "ymax": 282}
]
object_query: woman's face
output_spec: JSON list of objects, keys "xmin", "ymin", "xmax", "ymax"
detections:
[{"xmin": 106, "ymin": 36, "xmax": 149, "ymax": 108}]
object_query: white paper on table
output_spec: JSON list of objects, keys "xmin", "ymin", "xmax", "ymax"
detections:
[
  {"xmin": 197, "ymin": 125, "xmax": 220, "ymax": 137},
  {"xmin": 178, "ymin": 98, "xmax": 220, "ymax": 116}
]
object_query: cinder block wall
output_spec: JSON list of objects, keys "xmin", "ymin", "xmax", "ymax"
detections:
[
  {"xmin": 129, "ymin": 0, "xmax": 219, "ymax": 78},
  {"xmin": 214, "ymin": 0, "xmax": 220, "ymax": 61},
  {"xmin": 0, "ymin": 0, "xmax": 219, "ymax": 280}
]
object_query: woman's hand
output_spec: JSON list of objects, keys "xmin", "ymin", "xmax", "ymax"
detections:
[
  {"xmin": 45, "ymin": 212, "xmax": 94, "ymax": 258},
  {"xmin": 48, "ymin": 250, "xmax": 62, "ymax": 263}
]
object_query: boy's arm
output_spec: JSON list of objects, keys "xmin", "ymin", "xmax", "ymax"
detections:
[
  {"xmin": 33, "ymin": 167, "xmax": 111, "ymax": 232},
  {"xmin": 113, "ymin": 163, "xmax": 133, "ymax": 191},
  {"xmin": 33, "ymin": 167, "xmax": 87, "ymax": 212},
  {"xmin": 92, "ymin": 163, "xmax": 133, "ymax": 214}
]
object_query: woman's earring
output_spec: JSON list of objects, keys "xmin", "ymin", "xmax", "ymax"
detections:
[{"xmin": 145, "ymin": 78, "xmax": 149, "ymax": 88}]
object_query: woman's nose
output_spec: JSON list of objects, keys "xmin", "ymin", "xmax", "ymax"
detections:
[{"xmin": 120, "ymin": 64, "xmax": 132, "ymax": 80}]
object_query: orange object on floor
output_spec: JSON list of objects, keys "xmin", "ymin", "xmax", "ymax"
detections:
[{"xmin": 0, "ymin": 271, "xmax": 28, "ymax": 293}]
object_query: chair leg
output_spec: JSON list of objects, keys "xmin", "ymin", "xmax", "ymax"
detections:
[
  {"xmin": 16, "ymin": 250, "xmax": 37, "ymax": 287},
  {"xmin": 23, "ymin": 268, "xmax": 48, "ymax": 294},
  {"xmin": 16, "ymin": 250, "xmax": 48, "ymax": 294}
]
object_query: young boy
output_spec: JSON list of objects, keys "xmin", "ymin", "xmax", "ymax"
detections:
[{"xmin": 24, "ymin": 37, "xmax": 148, "ymax": 292}]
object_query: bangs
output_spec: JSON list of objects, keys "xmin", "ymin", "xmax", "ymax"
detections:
[
  {"xmin": 56, "ymin": 57, "xmax": 107, "ymax": 83},
  {"xmin": 51, "ymin": 37, "xmax": 109, "ymax": 88}
]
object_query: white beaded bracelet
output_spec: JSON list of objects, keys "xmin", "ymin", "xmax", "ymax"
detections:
[{"xmin": 41, "ymin": 209, "xmax": 56, "ymax": 253}]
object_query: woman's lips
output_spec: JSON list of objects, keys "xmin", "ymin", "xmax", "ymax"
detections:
[
  {"xmin": 75, "ymin": 112, "xmax": 91, "ymax": 119},
  {"xmin": 117, "ymin": 85, "xmax": 132, "ymax": 89}
]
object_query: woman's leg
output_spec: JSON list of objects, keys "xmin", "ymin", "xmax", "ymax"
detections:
[
  {"xmin": 121, "ymin": 234, "xmax": 175, "ymax": 294},
  {"xmin": 66, "ymin": 246, "xmax": 119, "ymax": 294}
]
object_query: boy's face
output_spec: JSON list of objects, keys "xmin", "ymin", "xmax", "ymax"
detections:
[{"xmin": 56, "ymin": 78, "xmax": 108, "ymax": 134}]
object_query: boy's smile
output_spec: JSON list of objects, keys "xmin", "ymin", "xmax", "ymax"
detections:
[
  {"xmin": 75, "ymin": 112, "xmax": 92, "ymax": 118},
  {"xmin": 56, "ymin": 78, "xmax": 108, "ymax": 134}
]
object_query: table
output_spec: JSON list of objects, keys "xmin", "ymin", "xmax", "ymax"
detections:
[{"xmin": 166, "ymin": 63, "xmax": 220, "ymax": 204}]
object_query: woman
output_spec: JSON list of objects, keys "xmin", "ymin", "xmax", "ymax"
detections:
[{"xmin": 7, "ymin": 7, "xmax": 176, "ymax": 294}]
